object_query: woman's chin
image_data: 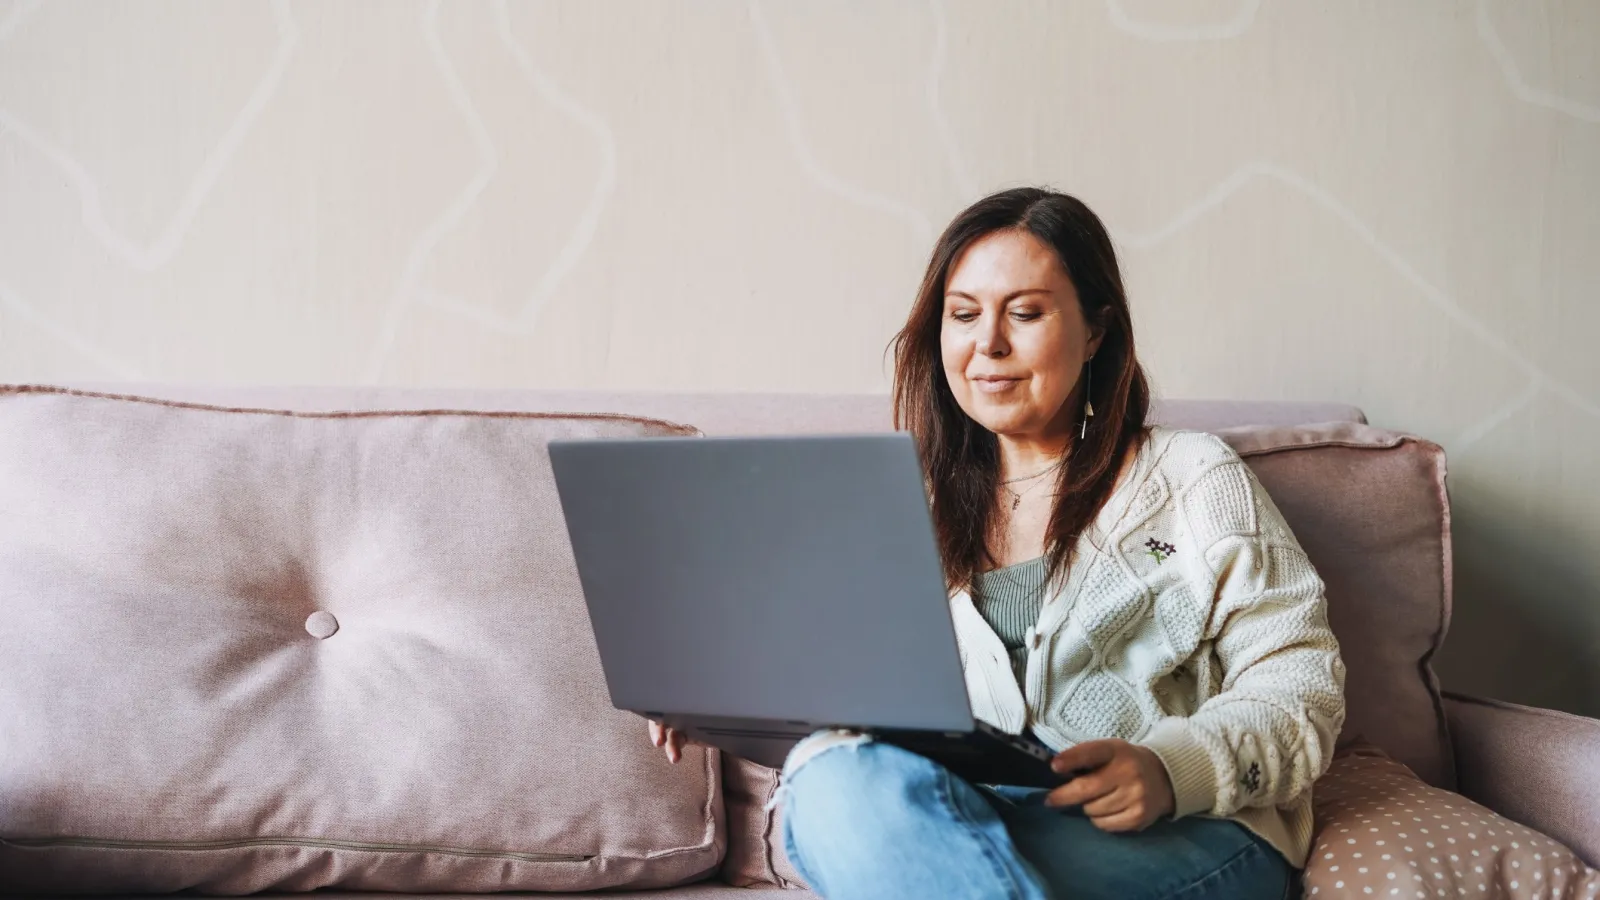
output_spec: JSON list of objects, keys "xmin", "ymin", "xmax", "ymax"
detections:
[{"xmin": 969, "ymin": 407, "xmax": 1036, "ymax": 436}]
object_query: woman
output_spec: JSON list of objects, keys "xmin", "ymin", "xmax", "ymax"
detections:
[{"xmin": 651, "ymin": 187, "xmax": 1345, "ymax": 899}]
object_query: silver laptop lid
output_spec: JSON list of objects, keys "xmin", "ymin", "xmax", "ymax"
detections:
[{"xmin": 548, "ymin": 433, "xmax": 973, "ymax": 733}]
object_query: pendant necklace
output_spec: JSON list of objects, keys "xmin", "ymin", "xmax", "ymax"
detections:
[{"xmin": 1000, "ymin": 456, "xmax": 1065, "ymax": 511}]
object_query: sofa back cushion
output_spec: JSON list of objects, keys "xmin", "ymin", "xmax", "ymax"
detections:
[
  {"xmin": 1223, "ymin": 422, "xmax": 1454, "ymax": 788},
  {"xmin": 0, "ymin": 386, "xmax": 720, "ymax": 894}
]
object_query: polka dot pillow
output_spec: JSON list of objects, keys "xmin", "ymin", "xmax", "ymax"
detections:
[{"xmin": 1304, "ymin": 741, "xmax": 1599, "ymax": 899}]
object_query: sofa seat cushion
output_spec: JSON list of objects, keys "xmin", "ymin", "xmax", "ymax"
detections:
[{"xmin": 0, "ymin": 386, "xmax": 718, "ymax": 894}]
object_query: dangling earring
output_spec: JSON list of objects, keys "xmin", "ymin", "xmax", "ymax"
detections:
[{"xmin": 1080, "ymin": 359, "xmax": 1094, "ymax": 440}]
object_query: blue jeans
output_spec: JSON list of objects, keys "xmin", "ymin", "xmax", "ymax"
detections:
[{"xmin": 780, "ymin": 740, "xmax": 1292, "ymax": 900}]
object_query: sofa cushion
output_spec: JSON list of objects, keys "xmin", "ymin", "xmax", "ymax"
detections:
[
  {"xmin": 1223, "ymin": 422, "xmax": 1455, "ymax": 789},
  {"xmin": 721, "ymin": 758, "xmax": 807, "ymax": 890},
  {"xmin": 1304, "ymin": 741, "xmax": 1599, "ymax": 899},
  {"xmin": 1446, "ymin": 692, "xmax": 1600, "ymax": 867},
  {"xmin": 0, "ymin": 385, "xmax": 719, "ymax": 894}
]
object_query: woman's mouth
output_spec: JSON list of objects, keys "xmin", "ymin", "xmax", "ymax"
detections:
[{"xmin": 972, "ymin": 376, "xmax": 1022, "ymax": 394}]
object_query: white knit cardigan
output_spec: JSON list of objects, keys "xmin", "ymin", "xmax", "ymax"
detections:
[{"xmin": 950, "ymin": 427, "xmax": 1347, "ymax": 865}]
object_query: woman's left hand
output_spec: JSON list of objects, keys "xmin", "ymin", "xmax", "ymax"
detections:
[{"xmin": 1043, "ymin": 738, "xmax": 1176, "ymax": 832}]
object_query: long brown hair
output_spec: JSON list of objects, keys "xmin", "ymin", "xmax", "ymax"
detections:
[{"xmin": 891, "ymin": 187, "xmax": 1151, "ymax": 591}]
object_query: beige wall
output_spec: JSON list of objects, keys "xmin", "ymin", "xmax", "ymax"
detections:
[{"xmin": 1, "ymin": 1, "xmax": 1596, "ymax": 715}]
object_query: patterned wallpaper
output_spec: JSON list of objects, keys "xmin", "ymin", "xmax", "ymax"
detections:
[{"xmin": 1, "ymin": 1, "xmax": 1596, "ymax": 715}]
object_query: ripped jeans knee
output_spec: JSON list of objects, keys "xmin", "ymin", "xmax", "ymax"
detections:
[
  {"xmin": 767, "ymin": 729, "xmax": 874, "ymax": 812},
  {"xmin": 772, "ymin": 735, "xmax": 1053, "ymax": 900}
]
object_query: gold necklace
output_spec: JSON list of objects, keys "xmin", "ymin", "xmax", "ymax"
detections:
[{"xmin": 999, "ymin": 457, "xmax": 1065, "ymax": 511}]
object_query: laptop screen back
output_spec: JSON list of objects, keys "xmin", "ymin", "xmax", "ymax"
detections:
[{"xmin": 549, "ymin": 433, "xmax": 973, "ymax": 733}]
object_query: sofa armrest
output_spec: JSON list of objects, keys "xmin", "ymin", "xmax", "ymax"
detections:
[{"xmin": 1444, "ymin": 691, "xmax": 1600, "ymax": 867}]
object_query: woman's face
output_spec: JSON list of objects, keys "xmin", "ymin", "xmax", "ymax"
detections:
[{"xmin": 940, "ymin": 229, "xmax": 1104, "ymax": 439}]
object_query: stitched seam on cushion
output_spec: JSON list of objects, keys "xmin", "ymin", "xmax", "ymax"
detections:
[
  {"xmin": 1426, "ymin": 439, "xmax": 1456, "ymax": 789},
  {"xmin": 1231, "ymin": 435, "xmax": 1411, "ymax": 457},
  {"xmin": 20, "ymin": 811, "xmax": 724, "ymax": 865},
  {"xmin": 1443, "ymin": 691, "xmax": 1600, "ymax": 728},
  {"xmin": 1390, "ymin": 437, "xmax": 1455, "ymax": 789},
  {"xmin": 758, "ymin": 767, "xmax": 791, "ymax": 888},
  {"xmin": 0, "ymin": 384, "xmax": 702, "ymax": 436},
  {"xmin": 0, "ymin": 836, "xmax": 593, "ymax": 862},
  {"xmin": 760, "ymin": 770, "xmax": 781, "ymax": 885},
  {"xmin": 642, "ymin": 748, "xmax": 721, "ymax": 861}
]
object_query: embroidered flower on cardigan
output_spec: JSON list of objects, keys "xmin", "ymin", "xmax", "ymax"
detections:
[
  {"xmin": 1144, "ymin": 537, "xmax": 1177, "ymax": 564},
  {"xmin": 1240, "ymin": 761, "xmax": 1262, "ymax": 793}
]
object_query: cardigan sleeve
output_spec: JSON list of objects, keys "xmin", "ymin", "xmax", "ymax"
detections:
[{"xmin": 1136, "ymin": 442, "xmax": 1347, "ymax": 818}]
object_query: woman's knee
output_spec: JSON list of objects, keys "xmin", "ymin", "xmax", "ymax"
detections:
[
  {"xmin": 778, "ymin": 741, "xmax": 950, "ymax": 892},
  {"xmin": 780, "ymin": 742, "xmax": 1051, "ymax": 900},
  {"xmin": 780, "ymin": 739, "xmax": 944, "ymax": 841}
]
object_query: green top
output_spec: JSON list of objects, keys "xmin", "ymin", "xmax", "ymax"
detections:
[{"xmin": 970, "ymin": 555, "xmax": 1050, "ymax": 688}]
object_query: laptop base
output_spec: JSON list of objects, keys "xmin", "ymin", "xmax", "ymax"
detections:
[{"xmin": 654, "ymin": 714, "xmax": 1070, "ymax": 788}]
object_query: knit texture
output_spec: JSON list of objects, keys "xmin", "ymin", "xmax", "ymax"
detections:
[
  {"xmin": 971, "ymin": 555, "xmax": 1049, "ymax": 687},
  {"xmin": 948, "ymin": 427, "xmax": 1347, "ymax": 868}
]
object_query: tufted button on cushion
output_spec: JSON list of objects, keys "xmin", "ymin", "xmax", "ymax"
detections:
[{"xmin": 304, "ymin": 611, "xmax": 339, "ymax": 639}]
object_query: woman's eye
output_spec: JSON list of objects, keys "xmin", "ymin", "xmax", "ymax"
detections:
[
  {"xmin": 949, "ymin": 311, "xmax": 978, "ymax": 322},
  {"xmin": 1011, "ymin": 311, "xmax": 1041, "ymax": 321}
]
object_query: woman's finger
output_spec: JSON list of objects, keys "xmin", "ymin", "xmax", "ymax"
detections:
[
  {"xmin": 1089, "ymin": 805, "xmax": 1147, "ymax": 834},
  {"xmin": 1049, "ymin": 739, "xmax": 1119, "ymax": 777},
  {"xmin": 666, "ymin": 728, "xmax": 686, "ymax": 763},
  {"xmin": 1044, "ymin": 769, "xmax": 1116, "ymax": 808},
  {"xmin": 647, "ymin": 720, "xmax": 665, "ymax": 747},
  {"xmin": 1080, "ymin": 784, "xmax": 1132, "ymax": 819}
]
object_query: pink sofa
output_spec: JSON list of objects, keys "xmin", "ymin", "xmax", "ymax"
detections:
[{"xmin": 1, "ymin": 384, "xmax": 1595, "ymax": 900}]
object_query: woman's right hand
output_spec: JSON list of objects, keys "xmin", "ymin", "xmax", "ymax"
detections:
[{"xmin": 647, "ymin": 719, "xmax": 689, "ymax": 763}]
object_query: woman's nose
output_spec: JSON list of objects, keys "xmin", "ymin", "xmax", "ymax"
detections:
[{"xmin": 976, "ymin": 320, "xmax": 1008, "ymax": 358}]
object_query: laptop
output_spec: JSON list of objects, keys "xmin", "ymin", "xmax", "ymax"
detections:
[{"xmin": 548, "ymin": 432, "xmax": 1067, "ymax": 788}]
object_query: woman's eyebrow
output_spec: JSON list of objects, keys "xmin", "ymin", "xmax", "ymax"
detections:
[{"xmin": 944, "ymin": 288, "xmax": 1053, "ymax": 302}]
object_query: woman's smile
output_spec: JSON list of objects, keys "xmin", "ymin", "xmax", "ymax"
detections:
[{"xmin": 972, "ymin": 375, "xmax": 1025, "ymax": 394}]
